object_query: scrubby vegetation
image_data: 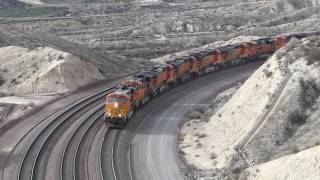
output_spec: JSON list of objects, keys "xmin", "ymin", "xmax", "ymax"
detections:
[{"xmin": 0, "ymin": 6, "xmax": 69, "ymax": 18}]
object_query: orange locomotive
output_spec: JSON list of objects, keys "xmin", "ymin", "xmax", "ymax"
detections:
[{"xmin": 105, "ymin": 31, "xmax": 319, "ymax": 128}]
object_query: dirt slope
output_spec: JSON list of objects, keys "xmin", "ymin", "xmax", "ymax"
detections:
[
  {"xmin": 242, "ymin": 145, "xmax": 320, "ymax": 180},
  {"xmin": 0, "ymin": 46, "xmax": 104, "ymax": 95},
  {"xmin": 179, "ymin": 36, "xmax": 320, "ymax": 179}
]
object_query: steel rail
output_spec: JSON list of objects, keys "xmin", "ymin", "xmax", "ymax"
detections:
[
  {"xmin": 16, "ymin": 87, "xmax": 115, "ymax": 180},
  {"xmin": 60, "ymin": 106, "xmax": 104, "ymax": 180},
  {"xmin": 72, "ymin": 112, "xmax": 105, "ymax": 180},
  {"xmin": 29, "ymin": 98, "xmax": 109, "ymax": 180}
]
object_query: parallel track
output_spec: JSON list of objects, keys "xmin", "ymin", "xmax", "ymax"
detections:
[
  {"xmin": 61, "ymin": 106, "xmax": 104, "ymax": 180},
  {"xmin": 101, "ymin": 129, "xmax": 135, "ymax": 180},
  {"xmin": 73, "ymin": 111, "xmax": 105, "ymax": 180},
  {"xmin": 14, "ymin": 87, "xmax": 115, "ymax": 180}
]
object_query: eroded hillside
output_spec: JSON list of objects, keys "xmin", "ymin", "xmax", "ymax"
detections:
[
  {"xmin": 0, "ymin": 0, "xmax": 319, "ymax": 77},
  {"xmin": 179, "ymin": 36, "xmax": 320, "ymax": 179}
]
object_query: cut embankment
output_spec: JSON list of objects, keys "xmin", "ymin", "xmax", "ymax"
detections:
[
  {"xmin": 0, "ymin": 46, "xmax": 104, "ymax": 96},
  {"xmin": 179, "ymin": 36, "xmax": 320, "ymax": 179},
  {"xmin": 0, "ymin": 46, "xmax": 104, "ymax": 123}
]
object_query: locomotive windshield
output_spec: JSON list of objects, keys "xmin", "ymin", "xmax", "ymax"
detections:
[{"xmin": 107, "ymin": 96, "xmax": 128, "ymax": 103}]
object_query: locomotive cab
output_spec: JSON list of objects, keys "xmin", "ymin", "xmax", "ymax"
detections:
[
  {"xmin": 105, "ymin": 93, "xmax": 132, "ymax": 128},
  {"xmin": 120, "ymin": 79, "xmax": 145, "ymax": 107}
]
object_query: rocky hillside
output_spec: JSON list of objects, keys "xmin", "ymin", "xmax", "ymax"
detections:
[
  {"xmin": 0, "ymin": 46, "xmax": 104, "ymax": 95},
  {"xmin": 0, "ymin": 0, "xmax": 318, "ymax": 77},
  {"xmin": 243, "ymin": 145, "xmax": 320, "ymax": 179},
  {"xmin": 179, "ymin": 36, "xmax": 320, "ymax": 179}
]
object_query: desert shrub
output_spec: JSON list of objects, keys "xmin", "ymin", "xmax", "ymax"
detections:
[
  {"xmin": 307, "ymin": 47, "xmax": 320, "ymax": 65},
  {"xmin": 0, "ymin": 76, "xmax": 5, "ymax": 86},
  {"xmin": 265, "ymin": 104, "xmax": 270, "ymax": 109},
  {"xmin": 202, "ymin": 112, "xmax": 211, "ymax": 122},
  {"xmin": 263, "ymin": 69, "xmax": 273, "ymax": 78},
  {"xmin": 0, "ymin": 6, "xmax": 69, "ymax": 18},
  {"xmin": 10, "ymin": 79, "xmax": 18, "ymax": 84},
  {"xmin": 188, "ymin": 111, "xmax": 203, "ymax": 120},
  {"xmin": 187, "ymin": 105, "xmax": 209, "ymax": 120},
  {"xmin": 275, "ymin": 50, "xmax": 286, "ymax": 59},
  {"xmin": 194, "ymin": 105, "xmax": 207, "ymax": 114},
  {"xmin": 284, "ymin": 110, "xmax": 306, "ymax": 139},
  {"xmin": 276, "ymin": 1, "xmax": 285, "ymax": 12},
  {"xmin": 178, "ymin": 133, "xmax": 186, "ymax": 142},
  {"xmin": 28, "ymin": 102, "xmax": 36, "ymax": 107},
  {"xmin": 57, "ymin": 54, "xmax": 64, "ymax": 60},
  {"xmin": 232, "ymin": 167, "xmax": 241, "ymax": 174},
  {"xmin": 1, "ymin": 68, "xmax": 8, "ymax": 73},
  {"xmin": 198, "ymin": 133, "xmax": 207, "ymax": 138},
  {"xmin": 299, "ymin": 79, "xmax": 318, "ymax": 109},
  {"xmin": 210, "ymin": 153, "xmax": 217, "ymax": 159},
  {"xmin": 288, "ymin": 110, "xmax": 306, "ymax": 125},
  {"xmin": 179, "ymin": 149, "xmax": 186, "ymax": 155},
  {"xmin": 290, "ymin": 0, "xmax": 304, "ymax": 8},
  {"xmin": 283, "ymin": 125, "xmax": 295, "ymax": 138},
  {"xmin": 79, "ymin": 18, "xmax": 93, "ymax": 26},
  {"xmin": 290, "ymin": 145, "xmax": 299, "ymax": 153}
]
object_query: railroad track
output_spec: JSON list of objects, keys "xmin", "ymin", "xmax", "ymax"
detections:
[
  {"xmin": 61, "ymin": 106, "xmax": 104, "ymax": 180},
  {"xmin": 101, "ymin": 129, "xmax": 135, "ymax": 180},
  {"xmin": 1, "ymin": 86, "xmax": 115, "ymax": 180}
]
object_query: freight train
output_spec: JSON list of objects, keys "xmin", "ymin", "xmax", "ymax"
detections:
[{"xmin": 104, "ymin": 31, "xmax": 320, "ymax": 128}]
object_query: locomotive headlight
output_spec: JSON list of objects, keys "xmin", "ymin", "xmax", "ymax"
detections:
[
  {"xmin": 118, "ymin": 114, "xmax": 122, "ymax": 117},
  {"xmin": 114, "ymin": 103, "xmax": 119, "ymax": 108}
]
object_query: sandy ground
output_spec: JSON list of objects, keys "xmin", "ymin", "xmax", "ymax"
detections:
[
  {"xmin": 242, "ymin": 145, "xmax": 320, "ymax": 180},
  {"xmin": 0, "ymin": 95, "xmax": 56, "ymax": 105},
  {"xmin": 179, "ymin": 37, "xmax": 320, "ymax": 179},
  {"xmin": 0, "ymin": 46, "xmax": 104, "ymax": 96},
  {"xmin": 0, "ymin": 94, "xmax": 57, "ymax": 127},
  {"xmin": 0, "ymin": 46, "xmax": 104, "ymax": 126}
]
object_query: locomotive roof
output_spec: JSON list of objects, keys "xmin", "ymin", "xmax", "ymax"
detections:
[
  {"xmin": 190, "ymin": 51, "xmax": 211, "ymax": 59},
  {"xmin": 254, "ymin": 37, "xmax": 274, "ymax": 44},
  {"xmin": 134, "ymin": 71, "xmax": 157, "ymax": 80},
  {"xmin": 165, "ymin": 59, "xmax": 184, "ymax": 67},
  {"xmin": 218, "ymin": 44, "xmax": 241, "ymax": 53},
  {"xmin": 180, "ymin": 55, "xmax": 194, "ymax": 61},
  {"xmin": 133, "ymin": 77, "xmax": 148, "ymax": 83},
  {"xmin": 152, "ymin": 64, "xmax": 168, "ymax": 72},
  {"xmin": 112, "ymin": 88, "xmax": 131, "ymax": 97},
  {"xmin": 204, "ymin": 48, "xmax": 218, "ymax": 54},
  {"xmin": 288, "ymin": 33, "xmax": 308, "ymax": 38}
]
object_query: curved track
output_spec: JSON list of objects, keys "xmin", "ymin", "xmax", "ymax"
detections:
[
  {"xmin": 102, "ymin": 61, "xmax": 264, "ymax": 180},
  {"xmin": 0, "ymin": 83, "xmax": 116, "ymax": 180},
  {"xmin": 0, "ymin": 61, "xmax": 263, "ymax": 180}
]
